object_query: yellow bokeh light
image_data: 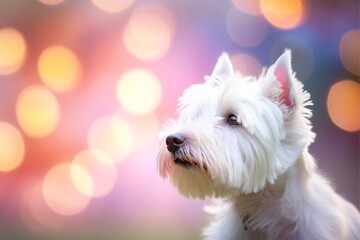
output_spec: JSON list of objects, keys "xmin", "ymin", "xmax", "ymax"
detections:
[
  {"xmin": 38, "ymin": 0, "xmax": 65, "ymax": 5},
  {"xmin": 42, "ymin": 163, "xmax": 91, "ymax": 216},
  {"xmin": 87, "ymin": 115, "xmax": 134, "ymax": 162},
  {"xmin": 0, "ymin": 122, "xmax": 25, "ymax": 172},
  {"xmin": 70, "ymin": 163, "xmax": 94, "ymax": 197},
  {"xmin": 16, "ymin": 85, "xmax": 60, "ymax": 138},
  {"xmin": 327, "ymin": 80, "xmax": 360, "ymax": 132},
  {"xmin": 232, "ymin": 0, "xmax": 261, "ymax": 15},
  {"xmin": 92, "ymin": 0, "xmax": 134, "ymax": 13},
  {"xmin": 339, "ymin": 29, "xmax": 359, "ymax": 76},
  {"xmin": 117, "ymin": 69, "xmax": 162, "ymax": 115},
  {"xmin": 72, "ymin": 149, "xmax": 117, "ymax": 198},
  {"xmin": 260, "ymin": 0, "xmax": 307, "ymax": 29},
  {"xmin": 230, "ymin": 54, "xmax": 262, "ymax": 76},
  {"xmin": 124, "ymin": 3, "xmax": 174, "ymax": 61},
  {"xmin": 0, "ymin": 28, "xmax": 26, "ymax": 75},
  {"xmin": 38, "ymin": 46, "xmax": 81, "ymax": 92}
]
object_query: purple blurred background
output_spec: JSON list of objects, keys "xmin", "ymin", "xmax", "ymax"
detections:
[{"xmin": 0, "ymin": 0, "xmax": 358, "ymax": 239}]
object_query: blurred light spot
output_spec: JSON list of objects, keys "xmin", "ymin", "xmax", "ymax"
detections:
[
  {"xmin": 117, "ymin": 69, "xmax": 162, "ymax": 115},
  {"xmin": 230, "ymin": 54, "xmax": 262, "ymax": 76},
  {"xmin": 16, "ymin": 85, "xmax": 60, "ymax": 138},
  {"xmin": 127, "ymin": 113, "xmax": 159, "ymax": 151},
  {"xmin": 339, "ymin": 29, "xmax": 359, "ymax": 76},
  {"xmin": 327, "ymin": 80, "xmax": 360, "ymax": 132},
  {"xmin": 271, "ymin": 36, "xmax": 314, "ymax": 80},
  {"xmin": 226, "ymin": 8, "xmax": 268, "ymax": 47},
  {"xmin": 70, "ymin": 163, "xmax": 94, "ymax": 197},
  {"xmin": 260, "ymin": 0, "xmax": 308, "ymax": 29},
  {"xmin": 0, "ymin": 28, "xmax": 26, "ymax": 75},
  {"xmin": 20, "ymin": 181, "xmax": 65, "ymax": 231},
  {"xmin": 92, "ymin": 0, "xmax": 133, "ymax": 13},
  {"xmin": 124, "ymin": 3, "xmax": 174, "ymax": 61},
  {"xmin": 232, "ymin": 0, "xmax": 261, "ymax": 15},
  {"xmin": 87, "ymin": 115, "xmax": 133, "ymax": 162},
  {"xmin": 38, "ymin": 0, "xmax": 65, "ymax": 5},
  {"xmin": 38, "ymin": 46, "xmax": 81, "ymax": 92},
  {"xmin": 72, "ymin": 149, "xmax": 117, "ymax": 198},
  {"xmin": 42, "ymin": 163, "xmax": 91, "ymax": 216},
  {"xmin": 0, "ymin": 122, "xmax": 25, "ymax": 172}
]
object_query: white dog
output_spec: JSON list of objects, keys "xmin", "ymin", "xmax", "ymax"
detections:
[{"xmin": 157, "ymin": 50, "xmax": 360, "ymax": 240}]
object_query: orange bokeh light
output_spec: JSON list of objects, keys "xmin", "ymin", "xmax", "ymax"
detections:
[
  {"xmin": 38, "ymin": 46, "xmax": 81, "ymax": 92},
  {"xmin": 339, "ymin": 29, "xmax": 359, "ymax": 76},
  {"xmin": 327, "ymin": 80, "xmax": 360, "ymax": 132},
  {"xmin": 260, "ymin": 0, "xmax": 308, "ymax": 29},
  {"xmin": 0, "ymin": 122, "xmax": 25, "ymax": 172},
  {"xmin": 16, "ymin": 85, "xmax": 60, "ymax": 138},
  {"xmin": 0, "ymin": 28, "xmax": 26, "ymax": 75}
]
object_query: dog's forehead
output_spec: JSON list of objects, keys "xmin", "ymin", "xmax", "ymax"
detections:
[
  {"xmin": 177, "ymin": 76, "xmax": 261, "ymax": 118},
  {"xmin": 177, "ymin": 83, "xmax": 218, "ymax": 116}
]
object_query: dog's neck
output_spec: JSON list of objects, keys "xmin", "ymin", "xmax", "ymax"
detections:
[{"xmin": 231, "ymin": 151, "xmax": 315, "ymax": 235}]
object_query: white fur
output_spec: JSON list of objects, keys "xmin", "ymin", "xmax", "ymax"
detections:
[{"xmin": 157, "ymin": 50, "xmax": 360, "ymax": 239}]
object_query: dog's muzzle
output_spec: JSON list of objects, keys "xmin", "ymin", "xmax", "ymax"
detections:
[
  {"xmin": 166, "ymin": 133, "xmax": 208, "ymax": 171},
  {"xmin": 166, "ymin": 133, "xmax": 186, "ymax": 154}
]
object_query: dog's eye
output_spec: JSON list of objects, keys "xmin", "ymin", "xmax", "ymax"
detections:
[{"xmin": 227, "ymin": 114, "xmax": 239, "ymax": 125}]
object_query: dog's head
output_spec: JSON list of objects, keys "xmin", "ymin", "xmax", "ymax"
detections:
[{"xmin": 157, "ymin": 50, "xmax": 315, "ymax": 199}]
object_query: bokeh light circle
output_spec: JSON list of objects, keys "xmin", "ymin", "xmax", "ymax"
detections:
[
  {"xmin": 260, "ymin": 0, "xmax": 308, "ymax": 29},
  {"xmin": 70, "ymin": 163, "xmax": 94, "ymax": 197},
  {"xmin": 20, "ymin": 181, "xmax": 66, "ymax": 231},
  {"xmin": 117, "ymin": 68, "xmax": 162, "ymax": 115},
  {"xmin": 230, "ymin": 54, "xmax": 262, "ymax": 76},
  {"xmin": 0, "ymin": 122, "xmax": 25, "ymax": 172},
  {"xmin": 92, "ymin": 0, "xmax": 134, "ymax": 13},
  {"xmin": 226, "ymin": 8, "xmax": 268, "ymax": 47},
  {"xmin": 16, "ymin": 85, "xmax": 60, "ymax": 138},
  {"xmin": 38, "ymin": 0, "xmax": 65, "ymax": 5},
  {"xmin": 231, "ymin": 0, "xmax": 261, "ymax": 15},
  {"xmin": 124, "ymin": 3, "xmax": 174, "ymax": 61},
  {"xmin": 87, "ymin": 115, "xmax": 134, "ymax": 162},
  {"xmin": 327, "ymin": 80, "xmax": 359, "ymax": 132},
  {"xmin": 339, "ymin": 29, "xmax": 359, "ymax": 76},
  {"xmin": 72, "ymin": 149, "xmax": 117, "ymax": 198},
  {"xmin": 38, "ymin": 46, "xmax": 81, "ymax": 92},
  {"xmin": 42, "ymin": 163, "xmax": 91, "ymax": 216},
  {"xmin": 0, "ymin": 28, "xmax": 26, "ymax": 75}
]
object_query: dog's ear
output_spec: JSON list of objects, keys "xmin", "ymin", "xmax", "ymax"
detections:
[
  {"xmin": 205, "ymin": 53, "xmax": 234, "ymax": 86},
  {"xmin": 268, "ymin": 49, "xmax": 296, "ymax": 109}
]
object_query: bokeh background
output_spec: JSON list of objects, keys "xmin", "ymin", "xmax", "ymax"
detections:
[{"xmin": 0, "ymin": 0, "xmax": 358, "ymax": 239}]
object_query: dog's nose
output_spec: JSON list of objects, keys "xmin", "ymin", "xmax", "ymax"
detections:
[{"xmin": 166, "ymin": 133, "xmax": 186, "ymax": 154}]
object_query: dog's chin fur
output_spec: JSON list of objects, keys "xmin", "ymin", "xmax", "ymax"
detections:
[{"xmin": 157, "ymin": 50, "xmax": 360, "ymax": 239}]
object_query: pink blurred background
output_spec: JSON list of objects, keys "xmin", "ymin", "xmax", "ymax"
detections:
[{"xmin": 0, "ymin": 0, "xmax": 358, "ymax": 239}]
